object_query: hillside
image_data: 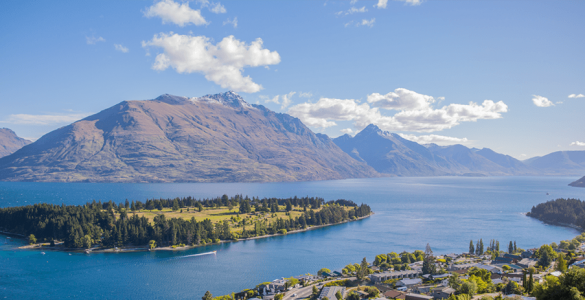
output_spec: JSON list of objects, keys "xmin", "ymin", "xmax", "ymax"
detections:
[
  {"xmin": 0, "ymin": 92, "xmax": 378, "ymax": 183},
  {"xmin": 0, "ymin": 128, "xmax": 31, "ymax": 158},
  {"xmin": 524, "ymin": 151, "xmax": 585, "ymax": 176},
  {"xmin": 569, "ymin": 176, "xmax": 585, "ymax": 187}
]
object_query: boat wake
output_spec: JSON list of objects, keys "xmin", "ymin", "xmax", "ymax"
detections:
[{"xmin": 178, "ymin": 251, "xmax": 217, "ymax": 259}]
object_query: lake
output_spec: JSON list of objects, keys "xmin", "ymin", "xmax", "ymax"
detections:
[{"xmin": 1, "ymin": 176, "xmax": 584, "ymax": 299}]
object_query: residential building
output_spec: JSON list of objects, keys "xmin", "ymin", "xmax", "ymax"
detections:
[
  {"xmin": 370, "ymin": 270, "xmax": 423, "ymax": 283},
  {"xmin": 383, "ymin": 290, "xmax": 406, "ymax": 299},
  {"xmin": 396, "ymin": 278, "xmax": 422, "ymax": 288},
  {"xmin": 432, "ymin": 286, "xmax": 455, "ymax": 300},
  {"xmin": 516, "ymin": 258, "xmax": 537, "ymax": 269},
  {"xmin": 405, "ymin": 294, "xmax": 433, "ymax": 300},
  {"xmin": 319, "ymin": 286, "xmax": 345, "ymax": 300}
]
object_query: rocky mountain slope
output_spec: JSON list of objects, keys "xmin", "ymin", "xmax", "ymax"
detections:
[
  {"xmin": 0, "ymin": 92, "xmax": 378, "ymax": 183},
  {"xmin": 0, "ymin": 128, "xmax": 31, "ymax": 158},
  {"xmin": 334, "ymin": 125, "xmax": 537, "ymax": 176},
  {"xmin": 524, "ymin": 151, "xmax": 585, "ymax": 176}
]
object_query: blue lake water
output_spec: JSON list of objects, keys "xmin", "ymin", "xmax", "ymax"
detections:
[{"xmin": 1, "ymin": 176, "xmax": 584, "ymax": 299}]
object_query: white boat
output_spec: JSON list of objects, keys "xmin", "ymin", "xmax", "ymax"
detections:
[
  {"xmin": 85, "ymin": 249, "xmax": 90, "ymax": 254},
  {"xmin": 41, "ymin": 252, "xmax": 45, "ymax": 255}
]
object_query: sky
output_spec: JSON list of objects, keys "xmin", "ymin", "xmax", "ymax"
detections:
[{"xmin": 0, "ymin": 0, "xmax": 584, "ymax": 160}]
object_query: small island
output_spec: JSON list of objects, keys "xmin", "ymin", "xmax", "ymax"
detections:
[
  {"xmin": 527, "ymin": 197, "xmax": 585, "ymax": 230},
  {"xmin": 569, "ymin": 176, "xmax": 585, "ymax": 188},
  {"xmin": 0, "ymin": 195, "xmax": 372, "ymax": 252}
]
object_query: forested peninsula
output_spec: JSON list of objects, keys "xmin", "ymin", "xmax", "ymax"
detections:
[
  {"xmin": 0, "ymin": 195, "xmax": 372, "ymax": 251},
  {"xmin": 527, "ymin": 198, "xmax": 585, "ymax": 230}
]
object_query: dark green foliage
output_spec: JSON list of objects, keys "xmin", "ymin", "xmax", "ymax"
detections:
[
  {"xmin": 528, "ymin": 198, "xmax": 585, "ymax": 229},
  {"xmin": 0, "ymin": 196, "xmax": 371, "ymax": 249},
  {"xmin": 533, "ymin": 268, "xmax": 585, "ymax": 300}
]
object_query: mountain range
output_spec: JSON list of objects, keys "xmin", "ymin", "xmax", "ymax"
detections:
[
  {"xmin": 0, "ymin": 92, "xmax": 377, "ymax": 182},
  {"xmin": 1, "ymin": 92, "xmax": 584, "ymax": 183},
  {"xmin": 0, "ymin": 128, "xmax": 31, "ymax": 158},
  {"xmin": 333, "ymin": 124, "xmax": 538, "ymax": 176}
]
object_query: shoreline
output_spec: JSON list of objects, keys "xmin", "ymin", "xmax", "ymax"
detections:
[
  {"xmin": 526, "ymin": 213, "xmax": 584, "ymax": 232},
  {"xmin": 6, "ymin": 212, "xmax": 374, "ymax": 253}
]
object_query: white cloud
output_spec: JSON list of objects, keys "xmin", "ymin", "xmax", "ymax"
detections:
[
  {"xmin": 86, "ymin": 36, "xmax": 105, "ymax": 45},
  {"xmin": 114, "ymin": 44, "xmax": 129, "ymax": 53},
  {"xmin": 368, "ymin": 88, "xmax": 435, "ymax": 111},
  {"xmin": 356, "ymin": 18, "xmax": 375, "ymax": 28},
  {"xmin": 346, "ymin": 6, "xmax": 367, "ymax": 15},
  {"xmin": 1, "ymin": 113, "xmax": 90, "ymax": 125},
  {"xmin": 398, "ymin": 133, "xmax": 469, "ymax": 146},
  {"xmin": 350, "ymin": 0, "xmax": 358, "ymax": 4},
  {"xmin": 299, "ymin": 92, "xmax": 313, "ymax": 98},
  {"xmin": 210, "ymin": 2, "xmax": 226, "ymax": 13},
  {"xmin": 569, "ymin": 94, "xmax": 585, "ymax": 98},
  {"xmin": 401, "ymin": 0, "xmax": 422, "ymax": 5},
  {"xmin": 142, "ymin": 33, "xmax": 281, "ymax": 93},
  {"xmin": 265, "ymin": 95, "xmax": 279, "ymax": 104},
  {"xmin": 341, "ymin": 128, "xmax": 354, "ymax": 135},
  {"xmin": 143, "ymin": 0, "xmax": 208, "ymax": 27},
  {"xmin": 374, "ymin": 0, "xmax": 388, "ymax": 8},
  {"xmin": 570, "ymin": 141, "xmax": 585, "ymax": 146},
  {"xmin": 223, "ymin": 17, "xmax": 237, "ymax": 28},
  {"xmin": 280, "ymin": 92, "xmax": 296, "ymax": 110},
  {"xmin": 288, "ymin": 88, "xmax": 508, "ymax": 132},
  {"xmin": 532, "ymin": 95, "xmax": 554, "ymax": 107},
  {"xmin": 262, "ymin": 92, "xmax": 296, "ymax": 109}
]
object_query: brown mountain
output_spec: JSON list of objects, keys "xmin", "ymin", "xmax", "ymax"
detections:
[
  {"xmin": 569, "ymin": 176, "xmax": 585, "ymax": 188},
  {"xmin": 0, "ymin": 92, "xmax": 378, "ymax": 183},
  {"xmin": 0, "ymin": 128, "xmax": 32, "ymax": 158}
]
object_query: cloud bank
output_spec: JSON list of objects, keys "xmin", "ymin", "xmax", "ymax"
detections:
[
  {"xmin": 1, "ymin": 113, "xmax": 90, "ymax": 125},
  {"xmin": 142, "ymin": 33, "xmax": 281, "ymax": 93},
  {"xmin": 287, "ymin": 88, "xmax": 508, "ymax": 132},
  {"xmin": 570, "ymin": 141, "xmax": 585, "ymax": 146},
  {"xmin": 569, "ymin": 94, "xmax": 584, "ymax": 99}
]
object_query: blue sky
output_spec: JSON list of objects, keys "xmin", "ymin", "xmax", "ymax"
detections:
[{"xmin": 0, "ymin": 0, "xmax": 584, "ymax": 159}]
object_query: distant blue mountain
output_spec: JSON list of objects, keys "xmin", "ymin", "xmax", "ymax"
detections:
[
  {"xmin": 524, "ymin": 151, "xmax": 585, "ymax": 176},
  {"xmin": 334, "ymin": 124, "xmax": 539, "ymax": 176}
]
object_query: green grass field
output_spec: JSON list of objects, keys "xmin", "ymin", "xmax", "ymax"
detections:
[{"xmin": 121, "ymin": 205, "xmax": 354, "ymax": 234}]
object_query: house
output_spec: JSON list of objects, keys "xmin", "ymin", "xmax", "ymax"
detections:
[
  {"xmin": 550, "ymin": 271, "xmax": 562, "ymax": 277},
  {"xmin": 493, "ymin": 257, "xmax": 515, "ymax": 265},
  {"xmin": 396, "ymin": 278, "xmax": 422, "ymax": 288},
  {"xmin": 516, "ymin": 258, "xmax": 537, "ymax": 269},
  {"xmin": 405, "ymin": 294, "xmax": 433, "ymax": 300},
  {"xmin": 492, "ymin": 279, "xmax": 504, "ymax": 285},
  {"xmin": 521, "ymin": 251, "xmax": 533, "ymax": 258},
  {"xmin": 444, "ymin": 253, "xmax": 459, "ymax": 260},
  {"xmin": 292, "ymin": 275, "xmax": 315, "ymax": 283},
  {"xmin": 448, "ymin": 263, "xmax": 477, "ymax": 271},
  {"xmin": 504, "ymin": 295, "xmax": 536, "ymax": 300},
  {"xmin": 384, "ymin": 290, "xmax": 406, "ymax": 299},
  {"xmin": 432, "ymin": 286, "xmax": 455, "ymax": 300},
  {"xmin": 356, "ymin": 290, "xmax": 369, "ymax": 299},
  {"xmin": 475, "ymin": 264, "xmax": 503, "ymax": 274},
  {"xmin": 374, "ymin": 284, "xmax": 393, "ymax": 293},
  {"xmin": 430, "ymin": 274, "xmax": 450, "ymax": 281},
  {"xmin": 503, "ymin": 254, "xmax": 523, "ymax": 261},
  {"xmin": 571, "ymin": 259, "xmax": 585, "ymax": 269},
  {"xmin": 332, "ymin": 271, "xmax": 343, "ymax": 277},
  {"xmin": 319, "ymin": 286, "xmax": 345, "ymax": 300},
  {"xmin": 370, "ymin": 270, "xmax": 423, "ymax": 283}
]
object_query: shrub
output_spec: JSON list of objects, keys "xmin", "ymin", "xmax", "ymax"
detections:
[{"xmin": 279, "ymin": 229, "xmax": 287, "ymax": 235}]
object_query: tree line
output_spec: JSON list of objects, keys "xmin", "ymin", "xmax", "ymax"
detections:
[{"xmin": 0, "ymin": 195, "xmax": 371, "ymax": 249}]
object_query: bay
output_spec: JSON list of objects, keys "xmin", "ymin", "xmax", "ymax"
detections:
[{"xmin": 1, "ymin": 176, "xmax": 584, "ymax": 299}]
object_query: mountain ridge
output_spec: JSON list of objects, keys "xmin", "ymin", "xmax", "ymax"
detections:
[
  {"xmin": 0, "ymin": 92, "xmax": 378, "ymax": 183},
  {"xmin": 0, "ymin": 128, "xmax": 32, "ymax": 158}
]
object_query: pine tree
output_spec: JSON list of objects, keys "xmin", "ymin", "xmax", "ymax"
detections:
[
  {"xmin": 469, "ymin": 240, "xmax": 475, "ymax": 255},
  {"xmin": 479, "ymin": 239, "xmax": 484, "ymax": 255},
  {"xmin": 202, "ymin": 291, "xmax": 213, "ymax": 300},
  {"xmin": 514, "ymin": 241, "xmax": 517, "ymax": 253},
  {"xmin": 496, "ymin": 240, "xmax": 500, "ymax": 252},
  {"xmin": 527, "ymin": 270, "xmax": 534, "ymax": 293},
  {"xmin": 509, "ymin": 241, "xmax": 514, "ymax": 254},
  {"xmin": 557, "ymin": 254, "xmax": 567, "ymax": 272},
  {"xmin": 522, "ymin": 270, "xmax": 527, "ymax": 290},
  {"xmin": 423, "ymin": 243, "xmax": 436, "ymax": 275}
]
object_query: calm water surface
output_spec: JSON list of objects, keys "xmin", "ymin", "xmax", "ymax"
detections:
[{"xmin": 1, "ymin": 176, "xmax": 584, "ymax": 299}]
